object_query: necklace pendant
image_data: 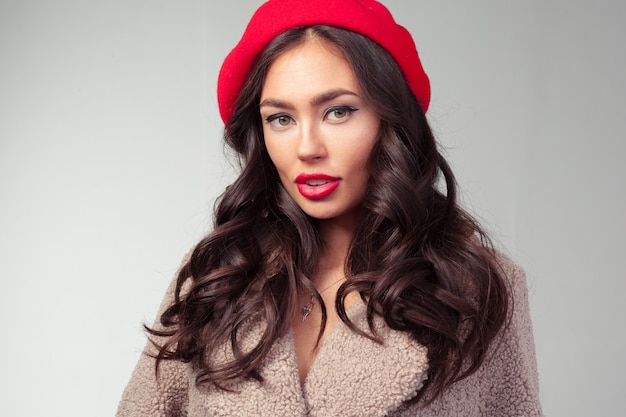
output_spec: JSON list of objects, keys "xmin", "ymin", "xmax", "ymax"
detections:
[{"xmin": 302, "ymin": 303, "xmax": 313, "ymax": 322}]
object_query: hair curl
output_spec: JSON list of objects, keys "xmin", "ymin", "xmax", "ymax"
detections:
[{"xmin": 148, "ymin": 26, "xmax": 509, "ymax": 404}]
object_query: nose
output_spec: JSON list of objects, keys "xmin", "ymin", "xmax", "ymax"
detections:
[{"xmin": 297, "ymin": 122, "xmax": 327, "ymax": 161}]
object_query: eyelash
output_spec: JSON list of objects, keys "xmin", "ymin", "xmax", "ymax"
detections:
[
  {"xmin": 325, "ymin": 105, "xmax": 358, "ymax": 121},
  {"xmin": 265, "ymin": 106, "xmax": 359, "ymax": 128},
  {"xmin": 265, "ymin": 114, "xmax": 293, "ymax": 127}
]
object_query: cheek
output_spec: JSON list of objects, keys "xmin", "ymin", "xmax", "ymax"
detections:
[
  {"xmin": 263, "ymin": 134, "xmax": 282, "ymax": 168},
  {"xmin": 345, "ymin": 131, "xmax": 378, "ymax": 173},
  {"xmin": 264, "ymin": 137, "xmax": 292, "ymax": 185}
]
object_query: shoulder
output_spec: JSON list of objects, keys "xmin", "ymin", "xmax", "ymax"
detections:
[
  {"xmin": 395, "ymin": 251, "xmax": 544, "ymax": 416},
  {"xmin": 490, "ymin": 250, "xmax": 533, "ymax": 320},
  {"xmin": 481, "ymin": 251, "xmax": 544, "ymax": 415}
]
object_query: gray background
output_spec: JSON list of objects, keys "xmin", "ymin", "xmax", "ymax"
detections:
[{"xmin": 1, "ymin": 1, "xmax": 625, "ymax": 416}]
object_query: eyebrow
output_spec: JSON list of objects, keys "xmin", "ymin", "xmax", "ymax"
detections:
[{"xmin": 259, "ymin": 89, "xmax": 359, "ymax": 109}]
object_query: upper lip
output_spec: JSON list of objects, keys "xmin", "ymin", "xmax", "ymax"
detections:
[{"xmin": 295, "ymin": 173, "xmax": 340, "ymax": 184}]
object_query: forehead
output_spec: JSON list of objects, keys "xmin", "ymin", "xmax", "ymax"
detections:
[{"xmin": 260, "ymin": 38, "xmax": 361, "ymax": 100}]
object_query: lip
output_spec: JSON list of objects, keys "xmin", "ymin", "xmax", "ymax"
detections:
[{"xmin": 295, "ymin": 173, "xmax": 341, "ymax": 199}]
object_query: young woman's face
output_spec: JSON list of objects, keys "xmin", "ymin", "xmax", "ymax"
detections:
[{"xmin": 260, "ymin": 38, "xmax": 380, "ymax": 226}]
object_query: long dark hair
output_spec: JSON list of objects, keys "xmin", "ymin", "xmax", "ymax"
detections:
[{"xmin": 148, "ymin": 25, "xmax": 509, "ymax": 404}]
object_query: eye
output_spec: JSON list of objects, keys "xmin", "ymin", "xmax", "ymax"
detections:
[
  {"xmin": 325, "ymin": 106, "xmax": 358, "ymax": 122},
  {"xmin": 266, "ymin": 114, "xmax": 294, "ymax": 129}
]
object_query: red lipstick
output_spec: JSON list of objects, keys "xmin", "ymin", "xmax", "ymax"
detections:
[{"xmin": 295, "ymin": 173, "xmax": 340, "ymax": 199}]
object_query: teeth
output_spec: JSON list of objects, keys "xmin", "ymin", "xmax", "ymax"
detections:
[{"xmin": 306, "ymin": 179, "xmax": 330, "ymax": 186}]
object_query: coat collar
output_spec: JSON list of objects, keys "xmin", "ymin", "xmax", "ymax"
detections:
[
  {"xmin": 188, "ymin": 300, "xmax": 428, "ymax": 417},
  {"xmin": 302, "ymin": 300, "xmax": 428, "ymax": 416}
]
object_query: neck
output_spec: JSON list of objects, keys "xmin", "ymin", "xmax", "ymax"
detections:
[{"xmin": 314, "ymin": 215, "xmax": 359, "ymax": 274}]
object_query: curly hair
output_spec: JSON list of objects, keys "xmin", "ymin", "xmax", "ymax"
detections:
[{"xmin": 148, "ymin": 25, "xmax": 509, "ymax": 404}]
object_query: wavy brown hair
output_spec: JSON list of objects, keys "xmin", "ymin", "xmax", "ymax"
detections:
[{"xmin": 148, "ymin": 26, "xmax": 509, "ymax": 404}]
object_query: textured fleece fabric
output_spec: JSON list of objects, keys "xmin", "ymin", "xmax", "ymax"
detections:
[{"xmin": 117, "ymin": 256, "xmax": 543, "ymax": 416}]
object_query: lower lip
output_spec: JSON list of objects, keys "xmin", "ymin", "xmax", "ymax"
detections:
[{"xmin": 296, "ymin": 180, "xmax": 340, "ymax": 199}]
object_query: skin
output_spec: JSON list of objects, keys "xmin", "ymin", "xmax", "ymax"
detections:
[{"xmin": 260, "ymin": 36, "xmax": 381, "ymax": 384}]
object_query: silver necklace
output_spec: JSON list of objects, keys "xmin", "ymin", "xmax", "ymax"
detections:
[{"xmin": 301, "ymin": 277, "xmax": 345, "ymax": 322}]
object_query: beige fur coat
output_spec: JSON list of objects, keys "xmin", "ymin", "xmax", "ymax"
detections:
[{"xmin": 117, "ymin": 257, "xmax": 543, "ymax": 416}]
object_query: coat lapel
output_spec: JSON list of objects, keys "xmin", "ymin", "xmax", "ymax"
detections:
[
  {"xmin": 187, "ymin": 321, "xmax": 307, "ymax": 417},
  {"xmin": 303, "ymin": 300, "xmax": 429, "ymax": 417}
]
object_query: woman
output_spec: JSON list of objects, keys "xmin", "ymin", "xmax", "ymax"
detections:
[{"xmin": 117, "ymin": 0, "xmax": 543, "ymax": 415}]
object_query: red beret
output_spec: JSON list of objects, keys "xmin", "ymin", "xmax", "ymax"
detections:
[{"xmin": 217, "ymin": 0, "xmax": 430, "ymax": 124}]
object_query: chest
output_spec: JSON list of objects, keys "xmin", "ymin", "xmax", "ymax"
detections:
[
  {"xmin": 188, "ymin": 301, "xmax": 429, "ymax": 416},
  {"xmin": 291, "ymin": 288, "xmax": 363, "ymax": 385}
]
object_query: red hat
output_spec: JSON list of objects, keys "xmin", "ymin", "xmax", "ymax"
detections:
[{"xmin": 217, "ymin": 0, "xmax": 430, "ymax": 124}]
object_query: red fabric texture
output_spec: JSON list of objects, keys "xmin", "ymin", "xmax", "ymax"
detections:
[{"xmin": 217, "ymin": 0, "xmax": 430, "ymax": 124}]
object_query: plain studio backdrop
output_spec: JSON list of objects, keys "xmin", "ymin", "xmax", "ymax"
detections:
[{"xmin": 1, "ymin": 1, "xmax": 625, "ymax": 416}]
